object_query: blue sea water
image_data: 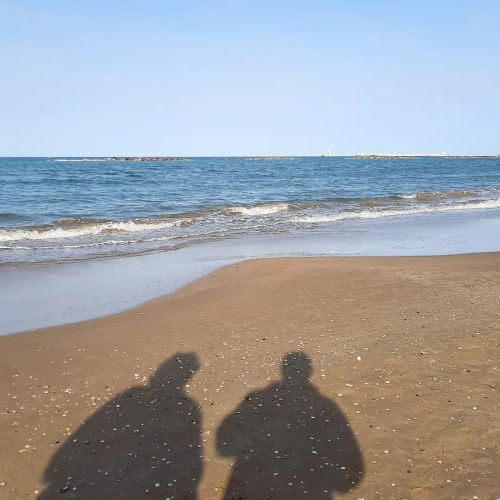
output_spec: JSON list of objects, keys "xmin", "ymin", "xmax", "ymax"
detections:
[{"xmin": 1, "ymin": 156, "xmax": 499, "ymax": 263}]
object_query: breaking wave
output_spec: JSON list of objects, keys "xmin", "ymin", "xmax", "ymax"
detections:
[
  {"xmin": 395, "ymin": 189, "xmax": 496, "ymax": 201},
  {"xmin": 293, "ymin": 198, "xmax": 500, "ymax": 224},
  {"xmin": 226, "ymin": 202, "xmax": 290, "ymax": 216},
  {"xmin": 0, "ymin": 218, "xmax": 192, "ymax": 242}
]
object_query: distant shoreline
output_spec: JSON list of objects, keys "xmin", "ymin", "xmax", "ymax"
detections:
[
  {"xmin": 1, "ymin": 153, "xmax": 499, "ymax": 161},
  {"xmin": 353, "ymin": 153, "xmax": 500, "ymax": 159},
  {"xmin": 56, "ymin": 154, "xmax": 500, "ymax": 161},
  {"xmin": 0, "ymin": 155, "xmax": 495, "ymax": 160}
]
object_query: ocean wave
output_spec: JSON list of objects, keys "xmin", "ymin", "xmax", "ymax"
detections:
[
  {"xmin": 0, "ymin": 218, "xmax": 192, "ymax": 242},
  {"xmin": 226, "ymin": 202, "xmax": 290, "ymax": 216},
  {"xmin": 396, "ymin": 189, "xmax": 482, "ymax": 201},
  {"xmin": 0, "ymin": 212, "xmax": 26, "ymax": 222},
  {"xmin": 317, "ymin": 187, "xmax": 500, "ymax": 206},
  {"xmin": 0, "ymin": 227, "xmax": 235, "ymax": 252},
  {"xmin": 293, "ymin": 198, "xmax": 500, "ymax": 224}
]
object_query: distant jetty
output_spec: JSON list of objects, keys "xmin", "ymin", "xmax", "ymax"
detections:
[
  {"xmin": 354, "ymin": 153, "xmax": 500, "ymax": 159},
  {"xmin": 105, "ymin": 156, "xmax": 299, "ymax": 161}
]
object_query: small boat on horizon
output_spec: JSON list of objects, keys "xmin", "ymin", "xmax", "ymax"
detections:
[{"xmin": 321, "ymin": 146, "xmax": 333, "ymax": 157}]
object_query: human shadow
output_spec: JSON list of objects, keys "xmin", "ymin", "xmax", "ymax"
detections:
[
  {"xmin": 38, "ymin": 353, "xmax": 202, "ymax": 499},
  {"xmin": 217, "ymin": 351, "xmax": 364, "ymax": 499}
]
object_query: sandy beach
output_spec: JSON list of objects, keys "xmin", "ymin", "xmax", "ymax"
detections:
[{"xmin": 1, "ymin": 254, "xmax": 499, "ymax": 499}]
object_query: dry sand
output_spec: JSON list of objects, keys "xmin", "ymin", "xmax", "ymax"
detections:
[{"xmin": 0, "ymin": 254, "xmax": 499, "ymax": 499}]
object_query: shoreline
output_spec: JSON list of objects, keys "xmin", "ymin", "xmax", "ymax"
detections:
[
  {"xmin": 1, "ymin": 254, "xmax": 499, "ymax": 498},
  {"xmin": 3, "ymin": 250, "xmax": 500, "ymax": 340},
  {"xmin": 0, "ymin": 251, "xmax": 496, "ymax": 344},
  {"xmin": 2, "ymin": 208, "xmax": 500, "ymax": 335}
]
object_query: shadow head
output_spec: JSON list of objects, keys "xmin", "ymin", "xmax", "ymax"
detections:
[
  {"xmin": 282, "ymin": 351, "xmax": 313, "ymax": 382},
  {"xmin": 150, "ymin": 352, "xmax": 199, "ymax": 389}
]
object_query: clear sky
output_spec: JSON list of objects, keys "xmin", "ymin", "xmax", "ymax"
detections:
[{"xmin": 1, "ymin": 1, "xmax": 499, "ymax": 156}]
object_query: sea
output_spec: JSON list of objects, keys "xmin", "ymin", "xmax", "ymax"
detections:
[{"xmin": 1, "ymin": 156, "xmax": 499, "ymax": 264}]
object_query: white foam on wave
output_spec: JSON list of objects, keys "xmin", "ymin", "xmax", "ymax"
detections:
[
  {"xmin": 228, "ymin": 203, "xmax": 289, "ymax": 216},
  {"xmin": 395, "ymin": 188, "xmax": 500, "ymax": 201},
  {"xmin": 0, "ymin": 218, "xmax": 191, "ymax": 242},
  {"xmin": 293, "ymin": 198, "xmax": 500, "ymax": 224}
]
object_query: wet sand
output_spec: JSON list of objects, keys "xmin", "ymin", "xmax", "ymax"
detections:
[{"xmin": 0, "ymin": 254, "xmax": 499, "ymax": 499}]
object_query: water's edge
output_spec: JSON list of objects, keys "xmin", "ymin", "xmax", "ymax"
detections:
[{"xmin": 1, "ymin": 208, "xmax": 500, "ymax": 336}]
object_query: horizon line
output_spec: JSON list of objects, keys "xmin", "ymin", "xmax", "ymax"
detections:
[{"xmin": 1, "ymin": 153, "xmax": 500, "ymax": 159}]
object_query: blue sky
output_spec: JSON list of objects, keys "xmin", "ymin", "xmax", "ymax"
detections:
[{"xmin": 1, "ymin": 1, "xmax": 499, "ymax": 156}]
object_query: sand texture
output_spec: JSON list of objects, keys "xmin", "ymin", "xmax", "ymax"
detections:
[{"xmin": 0, "ymin": 254, "xmax": 499, "ymax": 499}]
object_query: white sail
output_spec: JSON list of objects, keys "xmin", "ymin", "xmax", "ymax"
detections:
[{"xmin": 321, "ymin": 145, "xmax": 333, "ymax": 157}]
